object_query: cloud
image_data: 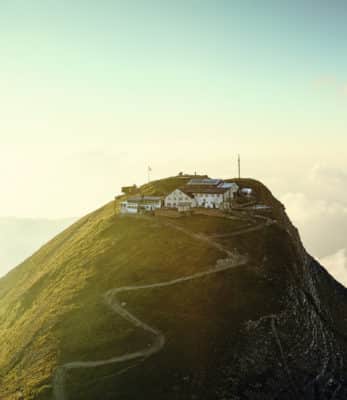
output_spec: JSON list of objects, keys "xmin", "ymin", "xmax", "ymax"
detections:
[
  {"xmin": 320, "ymin": 249, "xmax": 347, "ymax": 288},
  {"xmin": 280, "ymin": 165, "xmax": 347, "ymax": 284},
  {"xmin": 281, "ymin": 185, "xmax": 347, "ymax": 287},
  {"xmin": 313, "ymin": 76, "xmax": 347, "ymax": 96},
  {"xmin": 313, "ymin": 76, "xmax": 338, "ymax": 89},
  {"xmin": 309, "ymin": 164, "xmax": 347, "ymax": 186},
  {"xmin": 281, "ymin": 192, "xmax": 347, "ymax": 224}
]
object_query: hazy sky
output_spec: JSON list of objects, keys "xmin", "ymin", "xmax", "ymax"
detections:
[{"xmin": 0, "ymin": 1, "xmax": 346, "ymax": 282}]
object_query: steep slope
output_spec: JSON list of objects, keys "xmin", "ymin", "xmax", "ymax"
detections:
[
  {"xmin": 0, "ymin": 177, "xmax": 347, "ymax": 400},
  {"xmin": 0, "ymin": 217, "xmax": 76, "ymax": 277}
]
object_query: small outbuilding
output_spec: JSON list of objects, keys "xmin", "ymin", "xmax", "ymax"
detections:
[
  {"xmin": 120, "ymin": 196, "xmax": 163, "ymax": 214},
  {"xmin": 121, "ymin": 185, "xmax": 138, "ymax": 195},
  {"xmin": 239, "ymin": 188, "xmax": 253, "ymax": 197}
]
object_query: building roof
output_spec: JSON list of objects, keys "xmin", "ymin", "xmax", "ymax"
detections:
[
  {"xmin": 127, "ymin": 196, "xmax": 162, "ymax": 203},
  {"xmin": 240, "ymin": 187, "xmax": 253, "ymax": 193},
  {"xmin": 187, "ymin": 178, "xmax": 222, "ymax": 186},
  {"xmin": 165, "ymin": 180, "xmax": 239, "ymax": 198},
  {"xmin": 182, "ymin": 185, "xmax": 230, "ymax": 195},
  {"xmin": 122, "ymin": 185, "xmax": 137, "ymax": 189},
  {"xmin": 177, "ymin": 189, "xmax": 195, "ymax": 199},
  {"xmin": 218, "ymin": 182, "xmax": 239, "ymax": 190},
  {"xmin": 165, "ymin": 188, "xmax": 195, "ymax": 199}
]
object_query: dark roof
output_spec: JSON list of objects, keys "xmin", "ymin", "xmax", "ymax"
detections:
[
  {"xmin": 179, "ymin": 189, "xmax": 195, "ymax": 199},
  {"xmin": 127, "ymin": 196, "xmax": 162, "ymax": 203},
  {"xmin": 187, "ymin": 178, "xmax": 222, "ymax": 186},
  {"xmin": 122, "ymin": 185, "xmax": 137, "ymax": 189},
  {"xmin": 182, "ymin": 185, "xmax": 230, "ymax": 194},
  {"xmin": 166, "ymin": 188, "xmax": 195, "ymax": 199}
]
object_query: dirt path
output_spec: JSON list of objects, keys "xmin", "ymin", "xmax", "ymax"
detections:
[
  {"xmin": 53, "ymin": 213, "xmax": 270, "ymax": 399},
  {"xmin": 158, "ymin": 215, "xmax": 275, "ymax": 249},
  {"xmin": 209, "ymin": 220, "xmax": 274, "ymax": 239},
  {"xmin": 52, "ymin": 255, "xmax": 248, "ymax": 399}
]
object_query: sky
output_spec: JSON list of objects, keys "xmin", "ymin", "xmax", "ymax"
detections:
[{"xmin": 0, "ymin": 1, "xmax": 346, "ymax": 282}]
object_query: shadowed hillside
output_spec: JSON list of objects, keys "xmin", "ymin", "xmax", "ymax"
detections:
[{"xmin": 1, "ymin": 177, "xmax": 347, "ymax": 399}]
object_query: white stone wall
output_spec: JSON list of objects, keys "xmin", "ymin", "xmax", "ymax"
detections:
[
  {"xmin": 120, "ymin": 200, "xmax": 162, "ymax": 214},
  {"xmin": 142, "ymin": 201, "xmax": 162, "ymax": 211},
  {"xmin": 120, "ymin": 202, "xmax": 138, "ymax": 214},
  {"xmin": 223, "ymin": 188, "xmax": 235, "ymax": 202},
  {"xmin": 194, "ymin": 193, "xmax": 224, "ymax": 208}
]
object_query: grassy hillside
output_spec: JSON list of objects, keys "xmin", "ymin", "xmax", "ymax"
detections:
[
  {"xmin": 1, "ymin": 176, "xmax": 346, "ymax": 399},
  {"xmin": 0, "ymin": 176, "xmax": 253, "ymax": 398},
  {"xmin": 0, "ymin": 177, "xmax": 265, "ymax": 398},
  {"xmin": 0, "ymin": 217, "xmax": 75, "ymax": 278}
]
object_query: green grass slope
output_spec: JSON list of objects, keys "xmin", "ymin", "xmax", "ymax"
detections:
[
  {"xmin": 1, "ymin": 177, "xmax": 346, "ymax": 399},
  {"xmin": 0, "ymin": 177, "xmax": 259, "ymax": 398}
]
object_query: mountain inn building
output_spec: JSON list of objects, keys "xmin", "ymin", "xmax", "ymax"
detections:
[
  {"xmin": 164, "ymin": 179, "xmax": 239, "ymax": 210},
  {"xmin": 164, "ymin": 188, "xmax": 196, "ymax": 209},
  {"xmin": 120, "ymin": 196, "xmax": 163, "ymax": 214},
  {"xmin": 119, "ymin": 178, "xmax": 239, "ymax": 214}
]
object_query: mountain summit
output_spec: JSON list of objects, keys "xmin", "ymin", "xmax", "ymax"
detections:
[{"xmin": 1, "ymin": 177, "xmax": 346, "ymax": 400}]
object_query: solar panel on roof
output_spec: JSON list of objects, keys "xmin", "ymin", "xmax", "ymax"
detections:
[
  {"xmin": 187, "ymin": 179, "xmax": 221, "ymax": 186},
  {"xmin": 218, "ymin": 182, "xmax": 239, "ymax": 189}
]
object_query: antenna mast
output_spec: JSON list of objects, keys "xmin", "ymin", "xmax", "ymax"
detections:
[
  {"xmin": 238, "ymin": 154, "xmax": 241, "ymax": 179},
  {"xmin": 147, "ymin": 166, "xmax": 152, "ymax": 183}
]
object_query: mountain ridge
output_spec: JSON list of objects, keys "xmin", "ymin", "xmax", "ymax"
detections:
[{"xmin": 1, "ymin": 177, "xmax": 347, "ymax": 399}]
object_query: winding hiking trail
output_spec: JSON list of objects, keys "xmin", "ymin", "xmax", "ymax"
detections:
[{"xmin": 52, "ymin": 213, "xmax": 270, "ymax": 400}]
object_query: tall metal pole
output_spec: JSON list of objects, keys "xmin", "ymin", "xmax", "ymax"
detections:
[
  {"xmin": 238, "ymin": 154, "xmax": 241, "ymax": 179},
  {"xmin": 148, "ymin": 166, "xmax": 151, "ymax": 183}
]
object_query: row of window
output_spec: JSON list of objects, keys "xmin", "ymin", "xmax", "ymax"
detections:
[
  {"xmin": 169, "ymin": 196, "xmax": 185, "ymax": 201},
  {"xmin": 169, "ymin": 193, "xmax": 224, "ymax": 201},
  {"xmin": 195, "ymin": 193, "xmax": 222, "ymax": 198},
  {"xmin": 125, "ymin": 204, "xmax": 137, "ymax": 209},
  {"xmin": 166, "ymin": 202, "xmax": 224, "ymax": 209}
]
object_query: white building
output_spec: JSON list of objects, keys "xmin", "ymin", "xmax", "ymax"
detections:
[
  {"xmin": 177, "ymin": 202, "xmax": 193, "ymax": 213},
  {"xmin": 240, "ymin": 188, "xmax": 253, "ymax": 197},
  {"xmin": 164, "ymin": 188, "xmax": 196, "ymax": 209},
  {"xmin": 165, "ymin": 179, "xmax": 239, "ymax": 210},
  {"xmin": 120, "ymin": 196, "xmax": 163, "ymax": 214}
]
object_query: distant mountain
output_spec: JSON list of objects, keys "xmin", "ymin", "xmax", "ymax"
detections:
[
  {"xmin": 0, "ymin": 217, "xmax": 76, "ymax": 277},
  {"xmin": 0, "ymin": 177, "xmax": 347, "ymax": 399}
]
